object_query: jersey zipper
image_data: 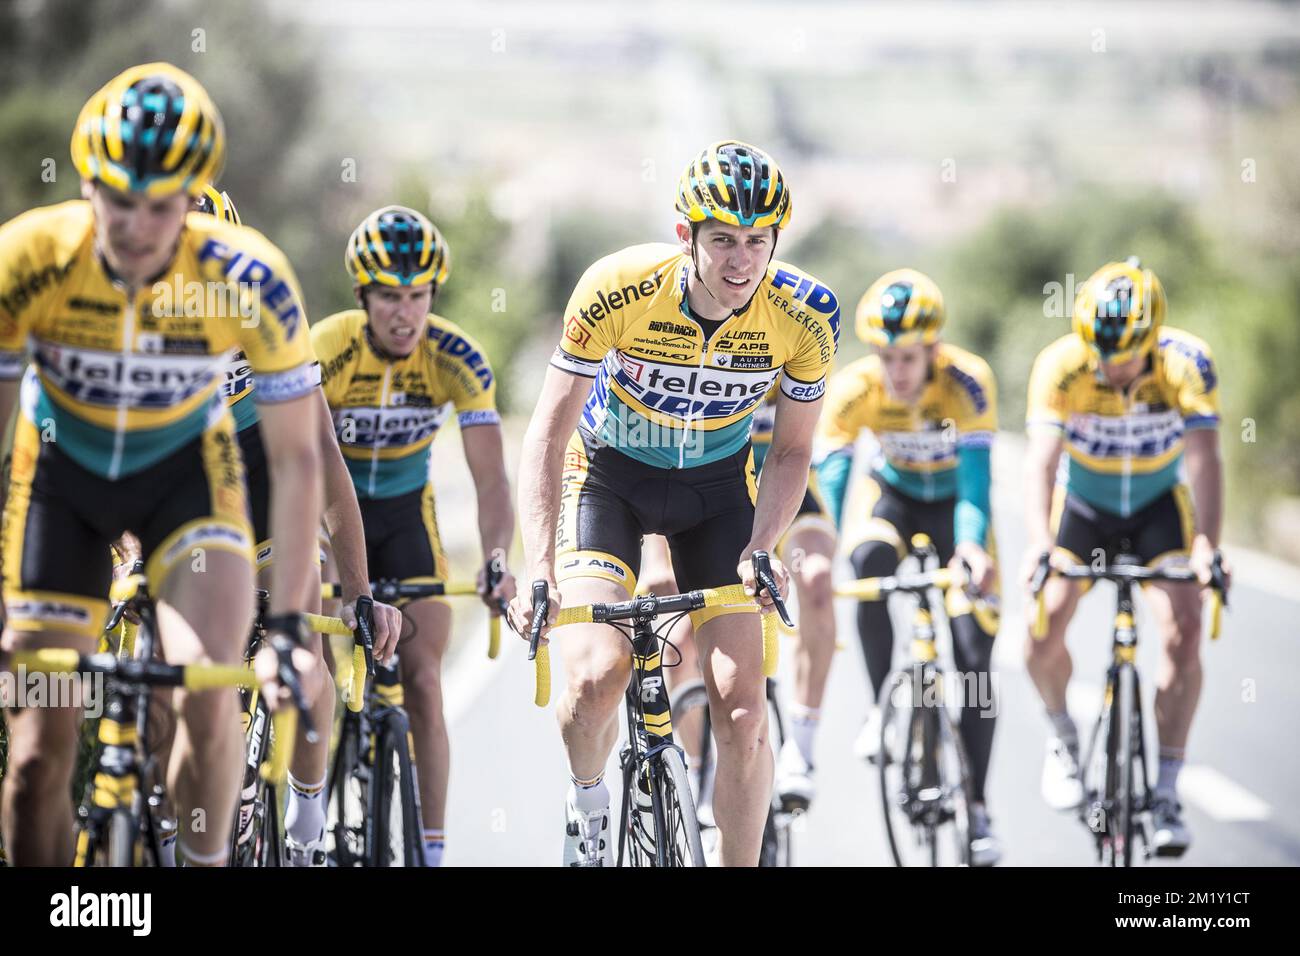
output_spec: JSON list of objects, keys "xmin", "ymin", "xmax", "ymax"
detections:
[
  {"xmin": 369, "ymin": 363, "xmax": 393, "ymax": 497},
  {"xmin": 107, "ymin": 290, "xmax": 137, "ymax": 481},
  {"xmin": 676, "ymin": 303, "xmax": 748, "ymax": 469}
]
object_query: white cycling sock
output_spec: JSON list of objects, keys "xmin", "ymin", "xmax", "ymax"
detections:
[
  {"xmin": 789, "ymin": 704, "xmax": 820, "ymax": 767},
  {"xmin": 285, "ymin": 771, "xmax": 327, "ymax": 845},
  {"xmin": 568, "ymin": 773, "xmax": 609, "ymax": 814},
  {"xmin": 423, "ymin": 828, "xmax": 445, "ymax": 867}
]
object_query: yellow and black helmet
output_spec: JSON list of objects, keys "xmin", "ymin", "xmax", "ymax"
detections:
[
  {"xmin": 675, "ymin": 140, "xmax": 792, "ymax": 231},
  {"xmin": 71, "ymin": 62, "xmax": 225, "ymax": 197},
  {"xmin": 345, "ymin": 205, "xmax": 450, "ymax": 289},
  {"xmin": 194, "ymin": 184, "xmax": 241, "ymax": 225},
  {"xmin": 1072, "ymin": 257, "xmax": 1166, "ymax": 363},
  {"xmin": 856, "ymin": 269, "xmax": 945, "ymax": 347}
]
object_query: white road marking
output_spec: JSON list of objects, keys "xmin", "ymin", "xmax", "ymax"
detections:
[{"xmin": 1179, "ymin": 765, "xmax": 1273, "ymax": 822}]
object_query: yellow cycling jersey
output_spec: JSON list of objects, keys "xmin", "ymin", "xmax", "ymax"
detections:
[
  {"xmin": 550, "ymin": 243, "xmax": 840, "ymax": 469},
  {"xmin": 815, "ymin": 343, "xmax": 998, "ymax": 501},
  {"xmin": 0, "ymin": 201, "xmax": 318, "ymax": 479},
  {"xmin": 312, "ymin": 309, "xmax": 499, "ymax": 499},
  {"xmin": 1027, "ymin": 328, "xmax": 1220, "ymax": 517}
]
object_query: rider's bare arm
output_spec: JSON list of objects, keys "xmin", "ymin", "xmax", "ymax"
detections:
[{"xmin": 516, "ymin": 366, "xmax": 591, "ymax": 586}]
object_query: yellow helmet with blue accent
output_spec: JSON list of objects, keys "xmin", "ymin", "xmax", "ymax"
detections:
[
  {"xmin": 1072, "ymin": 257, "xmax": 1166, "ymax": 363},
  {"xmin": 345, "ymin": 205, "xmax": 450, "ymax": 289},
  {"xmin": 856, "ymin": 269, "xmax": 945, "ymax": 347},
  {"xmin": 194, "ymin": 184, "xmax": 241, "ymax": 225},
  {"xmin": 71, "ymin": 62, "xmax": 225, "ymax": 197},
  {"xmin": 675, "ymin": 140, "xmax": 792, "ymax": 231}
]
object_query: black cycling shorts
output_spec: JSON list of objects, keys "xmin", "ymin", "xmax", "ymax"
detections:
[
  {"xmin": 2, "ymin": 411, "xmax": 251, "ymax": 639},
  {"xmin": 357, "ymin": 484, "xmax": 448, "ymax": 600},
  {"xmin": 556, "ymin": 429, "xmax": 757, "ymax": 603},
  {"xmin": 238, "ymin": 423, "xmax": 326, "ymax": 571},
  {"xmin": 1051, "ymin": 484, "xmax": 1194, "ymax": 569}
]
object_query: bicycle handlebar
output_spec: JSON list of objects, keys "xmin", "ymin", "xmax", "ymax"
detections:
[
  {"xmin": 1029, "ymin": 552, "xmax": 1228, "ymax": 641},
  {"xmin": 527, "ymin": 580, "xmax": 778, "ymax": 707},
  {"xmin": 10, "ymin": 647, "xmax": 305, "ymax": 787},
  {"xmin": 322, "ymin": 577, "xmax": 501, "ymax": 658}
]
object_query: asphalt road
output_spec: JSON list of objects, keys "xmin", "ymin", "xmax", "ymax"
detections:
[{"xmin": 439, "ymin": 439, "xmax": 1300, "ymax": 866}]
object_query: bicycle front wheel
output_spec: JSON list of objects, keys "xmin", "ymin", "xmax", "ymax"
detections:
[
  {"xmin": 651, "ymin": 748, "xmax": 706, "ymax": 867},
  {"xmin": 1113, "ymin": 663, "xmax": 1142, "ymax": 867},
  {"xmin": 326, "ymin": 716, "xmax": 367, "ymax": 867},
  {"xmin": 370, "ymin": 717, "xmax": 424, "ymax": 867},
  {"xmin": 106, "ymin": 808, "xmax": 138, "ymax": 868},
  {"xmin": 878, "ymin": 667, "xmax": 972, "ymax": 867}
]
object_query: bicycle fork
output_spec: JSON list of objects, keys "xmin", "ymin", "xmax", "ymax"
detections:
[{"xmin": 618, "ymin": 619, "xmax": 676, "ymax": 864}]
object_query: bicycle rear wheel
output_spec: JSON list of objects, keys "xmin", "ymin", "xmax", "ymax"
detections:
[
  {"xmin": 370, "ymin": 716, "xmax": 424, "ymax": 867},
  {"xmin": 672, "ymin": 677, "xmax": 792, "ymax": 866}
]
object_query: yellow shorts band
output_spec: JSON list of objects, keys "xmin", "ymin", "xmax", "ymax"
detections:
[
  {"xmin": 253, "ymin": 539, "xmax": 328, "ymax": 572},
  {"xmin": 1, "ymin": 590, "xmax": 108, "ymax": 640},
  {"xmin": 146, "ymin": 518, "xmax": 253, "ymax": 588},
  {"xmin": 555, "ymin": 550, "xmax": 638, "ymax": 597}
]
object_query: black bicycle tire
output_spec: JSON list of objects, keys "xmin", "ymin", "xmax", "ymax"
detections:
[
  {"xmin": 1115, "ymin": 663, "xmax": 1138, "ymax": 867},
  {"xmin": 933, "ymin": 693, "xmax": 975, "ymax": 867},
  {"xmin": 653, "ymin": 747, "xmax": 706, "ymax": 867},
  {"xmin": 256, "ymin": 781, "xmax": 283, "ymax": 867},
  {"xmin": 107, "ymin": 808, "xmax": 136, "ymax": 868},
  {"xmin": 371, "ymin": 717, "xmax": 422, "ymax": 867},
  {"xmin": 878, "ymin": 668, "xmax": 913, "ymax": 867},
  {"xmin": 327, "ymin": 715, "xmax": 365, "ymax": 867}
]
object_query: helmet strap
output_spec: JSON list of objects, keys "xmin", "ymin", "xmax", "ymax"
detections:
[{"xmin": 685, "ymin": 223, "xmax": 777, "ymax": 319}]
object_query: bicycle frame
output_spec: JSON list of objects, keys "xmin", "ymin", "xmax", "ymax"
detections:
[
  {"xmin": 617, "ymin": 612, "xmax": 683, "ymax": 866},
  {"xmin": 1081, "ymin": 576, "xmax": 1151, "ymax": 863},
  {"xmin": 328, "ymin": 650, "xmax": 426, "ymax": 866},
  {"xmin": 75, "ymin": 595, "xmax": 164, "ymax": 868}
]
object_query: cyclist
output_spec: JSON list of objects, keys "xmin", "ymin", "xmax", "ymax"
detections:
[
  {"xmin": 751, "ymin": 381, "xmax": 838, "ymax": 812},
  {"xmin": 1023, "ymin": 257, "xmax": 1231, "ymax": 856},
  {"xmin": 815, "ymin": 268, "xmax": 1002, "ymax": 865},
  {"xmin": 197, "ymin": 185, "xmax": 404, "ymax": 867},
  {"xmin": 509, "ymin": 140, "xmax": 840, "ymax": 867},
  {"xmin": 312, "ymin": 205, "xmax": 516, "ymax": 867},
  {"xmin": 0, "ymin": 63, "xmax": 321, "ymax": 866}
]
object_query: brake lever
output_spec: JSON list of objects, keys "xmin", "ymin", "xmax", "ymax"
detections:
[
  {"xmin": 527, "ymin": 580, "xmax": 549, "ymax": 661},
  {"xmin": 751, "ymin": 550, "xmax": 794, "ymax": 628}
]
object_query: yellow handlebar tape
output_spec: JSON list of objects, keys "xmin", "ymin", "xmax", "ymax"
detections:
[
  {"xmin": 12, "ymin": 648, "xmax": 82, "ymax": 673},
  {"xmin": 533, "ymin": 643, "xmax": 551, "ymax": 708},
  {"xmin": 263, "ymin": 708, "xmax": 297, "ymax": 785},
  {"xmin": 348, "ymin": 644, "xmax": 366, "ymax": 713},
  {"xmin": 555, "ymin": 606, "xmax": 595, "ymax": 627},
  {"xmin": 1033, "ymin": 591, "xmax": 1048, "ymax": 640},
  {"xmin": 1208, "ymin": 590, "xmax": 1223, "ymax": 641},
  {"xmin": 184, "ymin": 665, "xmax": 257, "ymax": 692},
  {"xmin": 304, "ymin": 613, "xmax": 350, "ymax": 636},
  {"xmin": 488, "ymin": 615, "xmax": 500, "ymax": 660},
  {"xmin": 835, "ymin": 579, "xmax": 883, "ymax": 601}
]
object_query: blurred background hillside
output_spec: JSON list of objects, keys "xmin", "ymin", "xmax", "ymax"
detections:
[{"xmin": 2, "ymin": 0, "xmax": 1298, "ymax": 555}]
